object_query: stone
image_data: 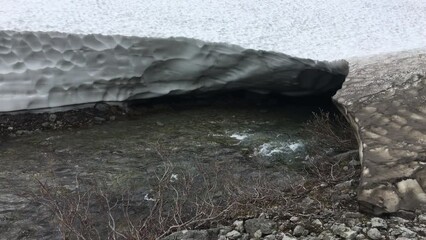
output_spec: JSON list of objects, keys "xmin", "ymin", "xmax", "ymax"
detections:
[
  {"xmin": 48, "ymin": 114, "xmax": 57, "ymax": 122},
  {"xmin": 225, "ymin": 230, "xmax": 241, "ymax": 239},
  {"xmin": 282, "ymin": 234, "xmax": 297, "ymax": 240},
  {"xmin": 264, "ymin": 234, "xmax": 276, "ymax": 240},
  {"xmin": 418, "ymin": 214, "xmax": 426, "ymax": 224},
  {"xmin": 254, "ymin": 229, "xmax": 262, "ymax": 238},
  {"xmin": 94, "ymin": 117, "xmax": 106, "ymax": 123},
  {"xmin": 331, "ymin": 223, "xmax": 356, "ymax": 239},
  {"xmin": 289, "ymin": 216, "xmax": 299, "ymax": 222},
  {"xmin": 244, "ymin": 218, "xmax": 277, "ymax": 236},
  {"xmin": 233, "ymin": 220, "xmax": 245, "ymax": 232},
  {"xmin": 94, "ymin": 102, "xmax": 110, "ymax": 112},
  {"xmin": 312, "ymin": 219, "xmax": 323, "ymax": 228},
  {"xmin": 370, "ymin": 217, "xmax": 387, "ymax": 229},
  {"xmin": 333, "ymin": 50, "xmax": 426, "ymax": 214},
  {"xmin": 161, "ymin": 229, "xmax": 211, "ymax": 240},
  {"xmin": 366, "ymin": 228, "xmax": 381, "ymax": 240},
  {"xmin": 399, "ymin": 227, "xmax": 416, "ymax": 238},
  {"xmin": 335, "ymin": 180, "xmax": 353, "ymax": 190},
  {"xmin": 293, "ymin": 225, "xmax": 309, "ymax": 237},
  {"xmin": 355, "ymin": 234, "xmax": 366, "ymax": 240}
]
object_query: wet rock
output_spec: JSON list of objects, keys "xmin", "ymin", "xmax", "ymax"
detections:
[{"xmin": 244, "ymin": 218, "xmax": 277, "ymax": 236}]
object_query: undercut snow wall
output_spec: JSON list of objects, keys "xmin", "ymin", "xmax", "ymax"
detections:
[{"xmin": 0, "ymin": 30, "xmax": 348, "ymax": 112}]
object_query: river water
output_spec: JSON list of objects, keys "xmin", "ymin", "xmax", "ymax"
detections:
[{"xmin": 0, "ymin": 96, "xmax": 335, "ymax": 239}]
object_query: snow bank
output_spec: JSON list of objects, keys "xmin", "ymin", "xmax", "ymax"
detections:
[
  {"xmin": 0, "ymin": 30, "xmax": 347, "ymax": 112},
  {"xmin": 1, "ymin": 0, "xmax": 425, "ymax": 60}
]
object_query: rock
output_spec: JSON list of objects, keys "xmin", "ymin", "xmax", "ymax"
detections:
[
  {"xmin": 41, "ymin": 122, "xmax": 49, "ymax": 127},
  {"xmin": 244, "ymin": 218, "xmax": 277, "ymax": 236},
  {"xmin": 370, "ymin": 217, "xmax": 387, "ymax": 229},
  {"xmin": 233, "ymin": 220, "xmax": 244, "ymax": 232},
  {"xmin": 254, "ymin": 229, "xmax": 262, "ymax": 238},
  {"xmin": 344, "ymin": 212, "xmax": 364, "ymax": 218},
  {"xmin": 161, "ymin": 229, "xmax": 211, "ymax": 240},
  {"xmin": 156, "ymin": 121, "xmax": 164, "ymax": 126},
  {"xmin": 335, "ymin": 180, "xmax": 352, "ymax": 190},
  {"xmin": 94, "ymin": 102, "xmax": 110, "ymax": 112},
  {"xmin": 264, "ymin": 234, "xmax": 276, "ymax": 240},
  {"xmin": 219, "ymin": 226, "xmax": 232, "ymax": 235},
  {"xmin": 293, "ymin": 225, "xmax": 309, "ymax": 237},
  {"xmin": 418, "ymin": 214, "xmax": 426, "ymax": 224},
  {"xmin": 282, "ymin": 234, "xmax": 297, "ymax": 240},
  {"xmin": 366, "ymin": 228, "xmax": 381, "ymax": 240},
  {"xmin": 289, "ymin": 216, "xmax": 299, "ymax": 222},
  {"xmin": 331, "ymin": 223, "xmax": 356, "ymax": 239},
  {"xmin": 48, "ymin": 114, "xmax": 57, "ymax": 122},
  {"xmin": 241, "ymin": 233, "xmax": 249, "ymax": 240},
  {"xmin": 312, "ymin": 219, "xmax": 323, "ymax": 228},
  {"xmin": 399, "ymin": 227, "xmax": 416, "ymax": 238},
  {"xmin": 94, "ymin": 117, "xmax": 106, "ymax": 123},
  {"xmin": 225, "ymin": 230, "xmax": 241, "ymax": 239},
  {"xmin": 301, "ymin": 196, "xmax": 315, "ymax": 208},
  {"xmin": 355, "ymin": 234, "xmax": 366, "ymax": 240},
  {"xmin": 217, "ymin": 235, "xmax": 226, "ymax": 240}
]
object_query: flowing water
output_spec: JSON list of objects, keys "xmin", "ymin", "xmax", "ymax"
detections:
[{"xmin": 0, "ymin": 96, "xmax": 335, "ymax": 239}]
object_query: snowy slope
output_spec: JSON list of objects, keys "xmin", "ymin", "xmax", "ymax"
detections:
[{"xmin": 0, "ymin": 0, "xmax": 425, "ymax": 60}]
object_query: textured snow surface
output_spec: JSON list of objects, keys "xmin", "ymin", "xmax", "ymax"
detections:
[
  {"xmin": 0, "ymin": 31, "xmax": 347, "ymax": 112},
  {"xmin": 1, "ymin": 0, "xmax": 425, "ymax": 60}
]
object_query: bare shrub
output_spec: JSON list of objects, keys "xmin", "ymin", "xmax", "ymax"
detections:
[
  {"xmin": 304, "ymin": 110, "xmax": 356, "ymax": 154},
  {"xmin": 303, "ymin": 111, "xmax": 359, "ymax": 184},
  {"xmin": 34, "ymin": 162, "xmax": 313, "ymax": 239}
]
